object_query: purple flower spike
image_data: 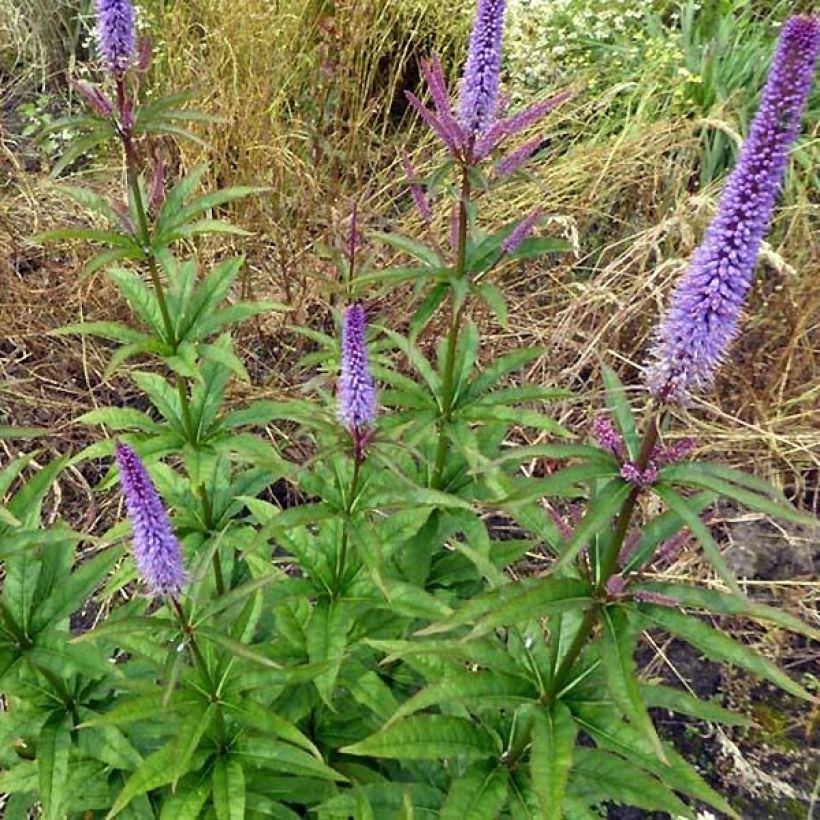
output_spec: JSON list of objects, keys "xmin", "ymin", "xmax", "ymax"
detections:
[
  {"xmin": 502, "ymin": 209, "xmax": 541, "ymax": 254},
  {"xmin": 496, "ymin": 135, "xmax": 544, "ymax": 176},
  {"xmin": 459, "ymin": 0, "xmax": 507, "ymax": 138},
  {"xmin": 339, "ymin": 304, "xmax": 377, "ymax": 433},
  {"xmin": 115, "ymin": 443, "xmax": 187, "ymax": 597},
  {"xmin": 71, "ymin": 80, "xmax": 114, "ymax": 117},
  {"xmin": 95, "ymin": 0, "xmax": 137, "ymax": 76},
  {"xmin": 404, "ymin": 91, "xmax": 462, "ymax": 155},
  {"xmin": 646, "ymin": 16, "xmax": 820, "ymax": 404}
]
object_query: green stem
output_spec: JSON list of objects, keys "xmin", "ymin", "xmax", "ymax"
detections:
[
  {"xmin": 170, "ymin": 597, "xmax": 227, "ymax": 745},
  {"xmin": 504, "ymin": 409, "xmax": 665, "ymax": 768},
  {"xmin": 430, "ymin": 165, "xmax": 471, "ymax": 489},
  {"xmin": 333, "ymin": 455, "xmax": 361, "ymax": 598},
  {"xmin": 198, "ymin": 483, "xmax": 226, "ymax": 595}
]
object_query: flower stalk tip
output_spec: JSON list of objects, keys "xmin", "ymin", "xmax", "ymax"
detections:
[
  {"xmin": 115, "ymin": 442, "xmax": 187, "ymax": 597},
  {"xmin": 645, "ymin": 15, "xmax": 820, "ymax": 404},
  {"xmin": 95, "ymin": 0, "xmax": 137, "ymax": 76},
  {"xmin": 339, "ymin": 304, "xmax": 377, "ymax": 457}
]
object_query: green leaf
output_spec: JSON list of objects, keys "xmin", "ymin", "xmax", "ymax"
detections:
[
  {"xmin": 197, "ymin": 627, "xmax": 281, "ymax": 669},
  {"xmin": 172, "ymin": 704, "xmax": 216, "ymax": 788},
  {"xmin": 632, "ymin": 604, "xmax": 811, "ymax": 700},
  {"xmin": 553, "ymin": 480, "xmax": 632, "ymax": 572},
  {"xmin": 600, "ymin": 364, "xmax": 638, "ymax": 459},
  {"xmin": 306, "ymin": 599, "xmax": 349, "ymax": 703},
  {"xmin": 107, "ymin": 741, "xmax": 179, "ymax": 817},
  {"xmin": 531, "ymin": 702, "xmax": 577, "ymax": 819},
  {"xmin": 213, "ymin": 756, "xmax": 246, "ymax": 820},
  {"xmin": 52, "ymin": 321, "xmax": 147, "ymax": 343},
  {"xmin": 659, "ymin": 464, "xmax": 815, "ymax": 525},
  {"xmin": 236, "ymin": 737, "xmax": 346, "ymax": 781},
  {"xmin": 570, "ymin": 748, "xmax": 691, "ymax": 816},
  {"xmin": 652, "ymin": 483, "xmax": 742, "ymax": 596},
  {"xmin": 386, "ymin": 670, "xmax": 534, "ymax": 726},
  {"xmin": 639, "ymin": 684, "xmax": 751, "ymax": 727},
  {"xmin": 38, "ymin": 712, "xmax": 71, "ymax": 820},
  {"xmin": 341, "ymin": 715, "xmax": 499, "ymax": 761},
  {"xmin": 600, "ymin": 607, "xmax": 666, "ymax": 762},
  {"xmin": 223, "ymin": 699, "xmax": 321, "ymax": 759},
  {"xmin": 159, "ymin": 778, "xmax": 211, "ymax": 820},
  {"xmin": 632, "ymin": 581, "xmax": 820, "ymax": 641},
  {"xmin": 505, "ymin": 236, "xmax": 571, "ymax": 262},
  {"xmin": 418, "ymin": 577, "xmax": 592, "ymax": 636},
  {"xmin": 107, "ymin": 268, "xmax": 166, "ymax": 338},
  {"xmin": 371, "ymin": 231, "xmax": 442, "ymax": 268},
  {"xmin": 440, "ymin": 763, "xmax": 508, "ymax": 820}
]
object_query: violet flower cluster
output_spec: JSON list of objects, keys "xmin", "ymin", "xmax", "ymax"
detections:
[
  {"xmin": 95, "ymin": 0, "xmax": 137, "ymax": 76},
  {"xmin": 403, "ymin": 1, "xmax": 570, "ymax": 167},
  {"xmin": 115, "ymin": 442, "xmax": 187, "ymax": 597},
  {"xmin": 646, "ymin": 15, "xmax": 820, "ymax": 404},
  {"xmin": 339, "ymin": 304, "xmax": 377, "ymax": 458}
]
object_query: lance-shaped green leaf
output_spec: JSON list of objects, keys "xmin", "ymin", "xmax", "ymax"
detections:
[
  {"xmin": 652, "ymin": 483, "xmax": 742, "ymax": 596},
  {"xmin": 440, "ymin": 763, "xmax": 508, "ymax": 820},
  {"xmin": 660, "ymin": 463, "xmax": 815, "ymax": 525},
  {"xmin": 632, "ymin": 581, "xmax": 820, "ymax": 641},
  {"xmin": 600, "ymin": 364, "xmax": 638, "ymax": 459},
  {"xmin": 213, "ymin": 756, "xmax": 246, "ymax": 820},
  {"xmin": 531, "ymin": 701, "xmax": 577, "ymax": 819},
  {"xmin": 371, "ymin": 231, "xmax": 443, "ymax": 268},
  {"xmin": 600, "ymin": 607, "xmax": 666, "ymax": 763},
  {"xmin": 552, "ymin": 480, "xmax": 632, "ymax": 572},
  {"xmin": 341, "ymin": 715, "xmax": 499, "ymax": 761},
  {"xmin": 386, "ymin": 670, "xmax": 535, "ymax": 727},
  {"xmin": 235, "ymin": 737, "xmax": 346, "ymax": 781},
  {"xmin": 638, "ymin": 684, "xmax": 751, "ymax": 727},
  {"xmin": 632, "ymin": 604, "xmax": 811, "ymax": 699},
  {"xmin": 108, "ymin": 742, "xmax": 180, "ymax": 817},
  {"xmin": 38, "ymin": 712, "xmax": 71, "ymax": 820},
  {"xmin": 417, "ymin": 577, "xmax": 592, "ymax": 636}
]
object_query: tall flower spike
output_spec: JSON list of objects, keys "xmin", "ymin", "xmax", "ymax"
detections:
[
  {"xmin": 115, "ymin": 443, "xmax": 187, "ymax": 597},
  {"xmin": 95, "ymin": 0, "xmax": 137, "ymax": 76},
  {"xmin": 459, "ymin": 0, "xmax": 507, "ymax": 138},
  {"xmin": 645, "ymin": 16, "xmax": 820, "ymax": 404},
  {"xmin": 339, "ymin": 304, "xmax": 377, "ymax": 431}
]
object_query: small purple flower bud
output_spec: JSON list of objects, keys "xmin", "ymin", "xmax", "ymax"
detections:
[
  {"xmin": 111, "ymin": 200, "xmax": 135, "ymax": 235},
  {"xmin": 421, "ymin": 56, "xmax": 466, "ymax": 147},
  {"xmin": 645, "ymin": 16, "xmax": 820, "ymax": 404},
  {"xmin": 115, "ymin": 442, "xmax": 187, "ymax": 597},
  {"xmin": 459, "ymin": 0, "xmax": 507, "ymax": 138},
  {"xmin": 652, "ymin": 437, "xmax": 697, "ymax": 467},
  {"xmin": 339, "ymin": 304, "xmax": 377, "ymax": 433},
  {"xmin": 618, "ymin": 530, "xmax": 641, "ymax": 567},
  {"xmin": 71, "ymin": 79, "xmax": 114, "ymax": 117},
  {"xmin": 496, "ymin": 135, "xmax": 544, "ymax": 176},
  {"xmin": 94, "ymin": 0, "xmax": 137, "ymax": 76},
  {"xmin": 620, "ymin": 461, "xmax": 658, "ymax": 488},
  {"xmin": 401, "ymin": 153, "xmax": 432, "ymax": 223},
  {"xmin": 606, "ymin": 575, "xmax": 627, "ymax": 600},
  {"xmin": 501, "ymin": 208, "xmax": 541, "ymax": 254},
  {"xmin": 592, "ymin": 416, "xmax": 624, "ymax": 458},
  {"xmin": 654, "ymin": 529, "xmax": 692, "ymax": 565},
  {"xmin": 547, "ymin": 504, "xmax": 573, "ymax": 541},
  {"xmin": 633, "ymin": 589, "xmax": 678, "ymax": 608}
]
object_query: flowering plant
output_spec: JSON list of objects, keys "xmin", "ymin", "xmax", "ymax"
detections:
[{"xmin": 0, "ymin": 2, "xmax": 818, "ymax": 817}]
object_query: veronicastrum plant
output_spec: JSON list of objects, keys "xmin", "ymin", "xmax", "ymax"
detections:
[{"xmin": 0, "ymin": 1, "xmax": 818, "ymax": 818}]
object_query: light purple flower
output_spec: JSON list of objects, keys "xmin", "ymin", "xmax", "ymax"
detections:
[
  {"xmin": 339, "ymin": 304, "xmax": 376, "ymax": 431},
  {"xmin": 645, "ymin": 16, "xmax": 820, "ymax": 404},
  {"xmin": 459, "ymin": 0, "xmax": 507, "ymax": 138},
  {"xmin": 501, "ymin": 208, "xmax": 541, "ymax": 254},
  {"xmin": 95, "ymin": 0, "xmax": 136, "ymax": 76},
  {"xmin": 620, "ymin": 461, "xmax": 658, "ymax": 488},
  {"xmin": 115, "ymin": 442, "xmax": 187, "ymax": 597}
]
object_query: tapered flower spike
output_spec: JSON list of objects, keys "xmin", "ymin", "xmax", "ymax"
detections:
[
  {"xmin": 646, "ymin": 16, "xmax": 820, "ymax": 404},
  {"xmin": 71, "ymin": 79, "xmax": 114, "ymax": 117},
  {"xmin": 459, "ymin": 0, "xmax": 507, "ymax": 138},
  {"xmin": 339, "ymin": 303, "xmax": 377, "ymax": 433},
  {"xmin": 115, "ymin": 442, "xmax": 187, "ymax": 597},
  {"xmin": 95, "ymin": 0, "xmax": 137, "ymax": 76}
]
